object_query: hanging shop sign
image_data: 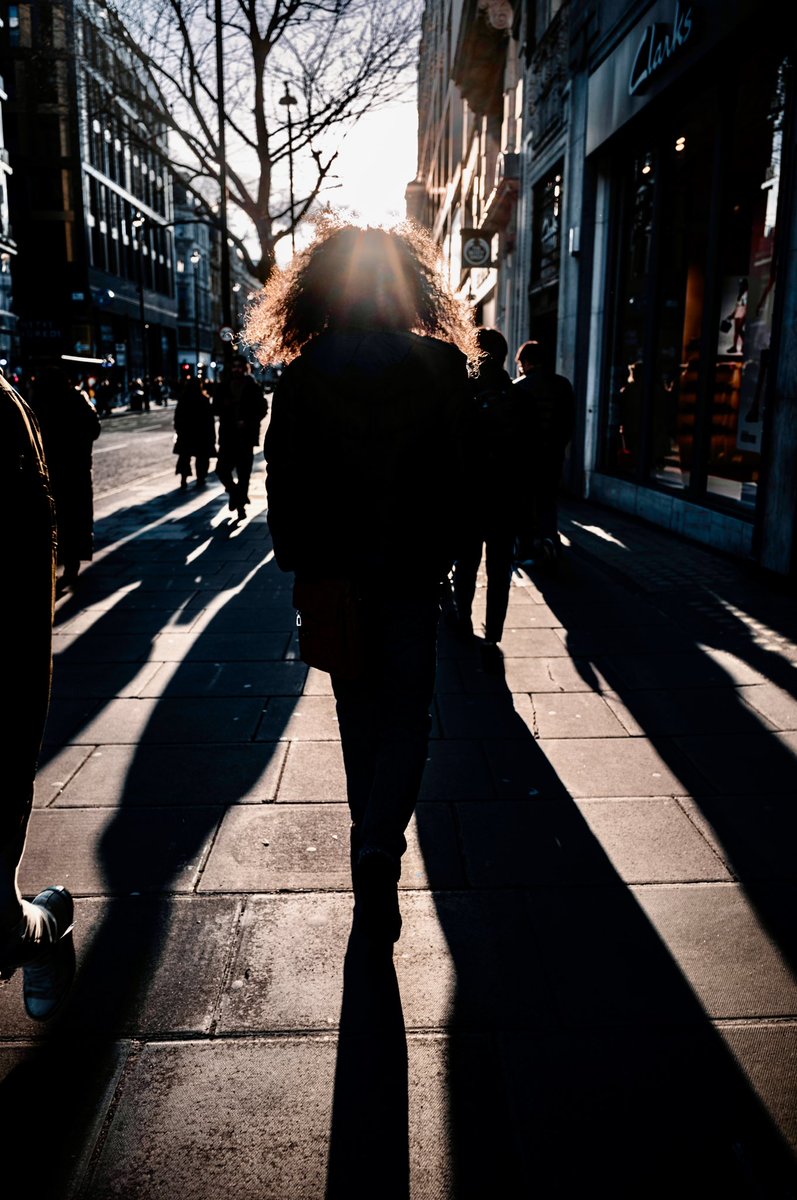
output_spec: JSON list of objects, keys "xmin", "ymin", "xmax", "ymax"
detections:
[{"xmin": 461, "ymin": 230, "xmax": 493, "ymax": 269}]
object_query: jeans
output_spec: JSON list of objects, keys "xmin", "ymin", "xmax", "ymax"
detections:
[
  {"xmin": 215, "ymin": 444, "xmax": 254, "ymax": 505},
  {"xmin": 331, "ymin": 581, "xmax": 440, "ymax": 872},
  {"xmin": 453, "ymin": 524, "xmax": 515, "ymax": 642}
]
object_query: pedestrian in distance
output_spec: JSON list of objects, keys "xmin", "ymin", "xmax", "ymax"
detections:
[
  {"xmin": 0, "ymin": 373, "xmax": 75, "ymax": 1021},
  {"xmin": 449, "ymin": 325, "xmax": 518, "ymax": 665},
  {"xmin": 173, "ymin": 370, "xmax": 216, "ymax": 490},
  {"xmin": 512, "ymin": 339, "xmax": 576, "ymax": 569},
  {"xmin": 29, "ymin": 364, "xmax": 102, "ymax": 592},
  {"xmin": 247, "ymin": 217, "xmax": 477, "ymax": 947},
  {"xmin": 212, "ymin": 353, "xmax": 269, "ymax": 520}
]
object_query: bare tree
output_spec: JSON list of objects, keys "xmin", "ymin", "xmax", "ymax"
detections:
[{"xmin": 101, "ymin": 0, "xmax": 422, "ymax": 282}]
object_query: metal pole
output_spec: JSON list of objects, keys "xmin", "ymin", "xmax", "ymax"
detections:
[
  {"xmin": 194, "ymin": 266, "xmax": 200, "ymax": 369},
  {"xmin": 280, "ymin": 81, "xmax": 297, "ymax": 256},
  {"xmin": 133, "ymin": 214, "xmax": 149, "ymax": 393},
  {"xmin": 215, "ymin": 0, "xmax": 233, "ymax": 374}
]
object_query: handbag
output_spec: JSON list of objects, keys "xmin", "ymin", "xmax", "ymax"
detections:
[
  {"xmin": 292, "ymin": 576, "xmax": 367, "ymax": 680},
  {"xmin": 720, "ymin": 317, "xmax": 733, "ymax": 334}
]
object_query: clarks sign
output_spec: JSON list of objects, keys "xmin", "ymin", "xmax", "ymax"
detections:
[{"xmin": 628, "ymin": 1, "xmax": 694, "ymax": 96}]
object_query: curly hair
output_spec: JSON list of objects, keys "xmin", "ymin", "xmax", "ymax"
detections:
[{"xmin": 243, "ymin": 214, "xmax": 479, "ymax": 365}]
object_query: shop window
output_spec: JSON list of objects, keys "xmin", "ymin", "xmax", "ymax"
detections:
[
  {"xmin": 603, "ymin": 149, "xmax": 656, "ymax": 474},
  {"xmin": 704, "ymin": 54, "xmax": 784, "ymax": 509},
  {"xmin": 602, "ymin": 50, "xmax": 786, "ymax": 513},
  {"xmin": 529, "ymin": 164, "xmax": 562, "ymax": 358}
]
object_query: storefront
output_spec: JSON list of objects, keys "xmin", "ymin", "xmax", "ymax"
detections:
[{"xmin": 582, "ymin": 0, "xmax": 795, "ymax": 571}]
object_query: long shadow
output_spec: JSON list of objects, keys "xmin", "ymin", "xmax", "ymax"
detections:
[
  {"xmin": 326, "ymin": 931, "xmax": 410, "ymax": 1200},
  {"xmin": 410, "ymin": 573, "xmax": 797, "ymax": 1197},
  {"xmin": 0, "ymin": 482, "xmax": 301, "ymax": 1194},
  {"xmin": 534, "ymin": 543, "xmax": 797, "ymax": 981}
]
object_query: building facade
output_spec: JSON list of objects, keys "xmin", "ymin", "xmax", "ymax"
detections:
[
  {"xmin": 0, "ymin": 0, "xmax": 178, "ymax": 395},
  {"xmin": 413, "ymin": 0, "xmax": 797, "ymax": 577},
  {"xmin": 0, "ymin": 16, "xmax": 18, "ymax": 379}
]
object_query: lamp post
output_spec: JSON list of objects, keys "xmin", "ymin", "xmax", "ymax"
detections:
[
  {"xmin": 279, "ymin": 81, "xmax": 298, "ymax": 255},
  {"xmin": 190, "ymin": 248, "xmax": 201, "ymax": 371},
  {"xmin": 131, "ymin": 211, "xmax": 149, "ymax": 391},
  {"xmin": 215, "ymin": 0, "xmax": 233, "ymax": 375}
]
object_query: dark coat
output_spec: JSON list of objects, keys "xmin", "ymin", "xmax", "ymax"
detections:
[
  {"xmin": 465, "ymin": 361, "xmax": 517, "ymax": 520},
  {"xmin": 213, "ymin": 375, "xmax": 268, "ymax": 450},
  {"xmin": 1, "ymin": 382, "xmax": 56, "ymax": 833},
  {"xmin": 173, "ymin": 381, "xmax": 216, "ymax": 459},
  {"xmin": 512, "ymin": 368, "xmax": 576, "ymax": 481},
  {"xmin": 30, "ymin": 375, "xmax": 101, "ymax": 565},
  {"xmin": 263, "ymin": 330, "xmax": 472, "ymax": 580}
]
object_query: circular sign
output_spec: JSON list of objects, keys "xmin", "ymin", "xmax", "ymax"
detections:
[
  {"xmin": 462, "ymin": 236, "xmax": 492, "ymax": 268},
  {"xmin": 219, "ymin": 325, "xmax": 235, "ymax": 342}
]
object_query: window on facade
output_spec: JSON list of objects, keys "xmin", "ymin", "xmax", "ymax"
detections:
[{"xmin": 529, "ymin": 164, "xmax": 562, "ymax": 358}]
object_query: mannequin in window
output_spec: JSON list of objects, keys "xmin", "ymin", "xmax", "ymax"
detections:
[{"xmin": 725, "ymin": 278, "xmax": 748, "ymax": 355}]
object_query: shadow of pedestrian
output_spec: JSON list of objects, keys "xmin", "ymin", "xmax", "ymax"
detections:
[
  {"xmin": 408, "ymin": 590, "xmax": 797, "ymax": 1197},
  {"xmin": 0, "ymin": 488, "xmax": 303, "ymax": 1194},
  {"xmin": 326, "ymin": 931, "xmax": 410, "ymax": 1200}
]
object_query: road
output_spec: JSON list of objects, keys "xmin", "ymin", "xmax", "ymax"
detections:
[{"xmin": 92, "ymin": 405, "xmax": 178, "ymax": 497}]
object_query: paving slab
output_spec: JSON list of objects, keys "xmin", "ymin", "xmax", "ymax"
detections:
[
  {"xmin": 603, "ymin": 686, "xmax": 779, "ymax": 736},
  {"xmin": 520, "ymin": 883, "xmax": 723, "ymax": 1026},
  {"xmin": 33, "ymin": 743, "xmax": 95, "ymax": 805},
  {"xmin": 538, "ymin": 735, "xmax": 698, "ymax": 796},
  {"xmin": 739, "ymin": 682, "xmax": 797, "ymax": 730},
  {"xmin": 679, "ymin": 794, "xmax": 797, "ymax": 881},
  {"xmin": 0, "ymin": 1040, "xmax": 131, "ymax": 1200},
  {"xmin": 456, "ymin": 796, "xmax": 728, "ymax": 887},
  {"xmin": 501, "ymin": 655, "xmax": 610, "ymax": 693},
  {"xmin": 256, "ymin": 693, "xmax": 341, "ymax": 741},
  {"xmin": 0, "ymin": 896, "xmax": 239, "ymax": 1037},
  {"xmin": 52, "ymin": 618, "xmax": 160, "ymax": 655},
  {"xmin": 719, "ymin": 1023, "xmax": 797, "ymax": 1154},
  {"xmin": 137, "ymin": 659, "xmax": 308, "ymax": 698},
  {"xmin": 492, "ymin": 627, "xmax": 569, "ymax": 656},
  {"xmin": 276, "ymin": 739, "xmax": 347, "ymax": 801},
  {"xmin": 41, "ymin": 696, "xmax": 104, "ymax": 744},
  {"xmin": 199, "ymin": 803, "xmax": 465, "ymax": 892},
  {"xmin": 17, "ymin": 807, "xmax": 224, "ymax": 895},
  {"xmin": 500, "ymin": 1026, "xmax": 797, "ymax": 1196},
  {"xmin": 481, "ymin": 737, "xmax": 574, "ymax": 800},
  {"xmin": 49, "ymin": 742, "xmax": 288, "ymax": 807},
  {"xmin": 634, "ymin": 882, "xmax": 797, "ymax": 1018},
  {"xmin": 50, "ymin": 659, "xmax": 165, "ymax": 699},
  {"xmin": 80, "ymin": 1037, "xmax": 339, "ymax": 1200},
  {"xmin": 673, "ymin": 730, "xmax": 797, "ymax": 793},
  {"xmin": 436, "ymin": 692, "xmax": 537, "ymax": 740},
  {"xmin": 559, "ymin": 624, "xmax": 692, "ymax": 656},
  {"xmin": 602, "ymin": 650, "xmax": 736, "ymax": 689},
  {"xmin": 151, "ymin": 629, "xmax": 292, "ymax": 661},
  {"xmin": 527, "ymin": 690, "xmax": 630, "ymax": 738},
  {"xmin": 576, "ymin": 797, "xmax": 730, "ymax": 882},
  {"xmin": 64, "ymin": 695, "xmax": 268, "ymax": 744}
]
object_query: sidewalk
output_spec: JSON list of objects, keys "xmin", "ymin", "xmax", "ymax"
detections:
[{"xmin": 1, "ymin": 459, "xmax": 796, "ymax": 1199}]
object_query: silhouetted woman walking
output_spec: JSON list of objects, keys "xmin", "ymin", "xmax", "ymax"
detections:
[{"xmin": 246, "ymin": 219, "xmax": 476, "ymax": 946}]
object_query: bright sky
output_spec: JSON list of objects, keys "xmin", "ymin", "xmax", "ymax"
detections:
[{"xmin": 274, "ymin": 99, "xmax": 419, "ymax": 265}]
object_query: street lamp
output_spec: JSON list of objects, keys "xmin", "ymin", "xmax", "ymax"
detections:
[
  {"xmin": 190, "ymin": 248, "xmax": 202, "ymax": 371},
  {"xmin": 132, "ymin": 211, "xmax": 149, "ymax": 390},
  {"xmin": 279, "ymin": 81, "xmax": 298, "ymax": 255}
]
